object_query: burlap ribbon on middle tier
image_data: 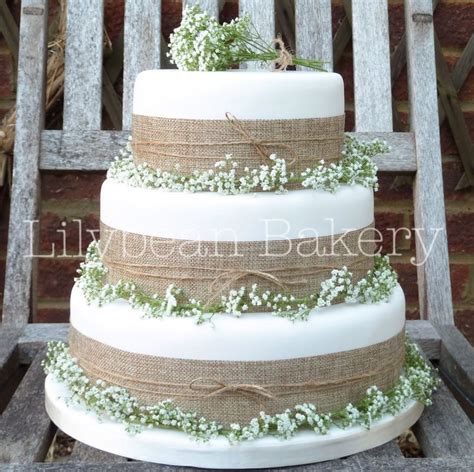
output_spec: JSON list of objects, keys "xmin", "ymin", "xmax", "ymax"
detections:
[
  {"xmin": 131, "ymin": 113, "xmax": 345, "ymax": 176},
  {"xmin": 99, "ymin": 221, "xmax": 376, "ymax": 304},
  {"xmin": 69, "ymin": 328, "xmax": 405, "ymax": 426}
]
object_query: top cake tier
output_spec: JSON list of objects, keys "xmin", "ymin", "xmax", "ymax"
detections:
[{"xmin": 131, "ymin": 70, "xmax": 345, "ymax": 175}]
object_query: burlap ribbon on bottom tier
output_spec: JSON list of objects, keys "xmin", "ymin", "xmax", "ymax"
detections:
[
  {"xmin": 131, "ymin": 113, "xmax": 345, "ymax": 175},
  {"xmin": 99, "ymin": 222, "xmax": 376, "ymax": 304},
  {"xmin": 69, "ymin": 328, "xmax": 405, "ymax": 426}
]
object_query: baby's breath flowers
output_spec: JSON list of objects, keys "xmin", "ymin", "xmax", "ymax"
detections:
[
  {"xmin": 77, "ymin": 242, "xmax": 398, "ymax": 324},
  {"xmin": 107, "ymin": 136, "xmax": 388, "ymax": 195},
  {"xmin": 43, "ymin": 340, "xmax": 438, "ymax": 442},
  {"xmin": 168, "ymin": 5, "xmax": 325, "ymax": 72}
]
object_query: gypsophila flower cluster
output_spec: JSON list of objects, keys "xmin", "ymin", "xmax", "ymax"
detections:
[
  {"xmin": 42, "ymin": 340, "xmax": 438, "ymax": 442},
  {"xmin": 107, "ymin": 136, "xmax": 388, "ymax": 195},
  {"xmin": 168, "ymin": 5, "xmax": 325, "ymax": 72},
  {"xmin": 76, "ymin": 242, "xmax": 398, "ymax": 323},
  {"xmin": 300, "ymin": 136, "xmax": 389, "ymax": 192},
  {"xmin": 346, "ymin": 255, "xmax": 398, "ymax": 304}
]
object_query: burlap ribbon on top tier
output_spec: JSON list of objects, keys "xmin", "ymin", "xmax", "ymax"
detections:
[
  {"xmin": 69, "ymin": 328, "xmax": 405, "ymax": 426},
  {"xmin": 99, "ymin": 222, "xmax": 375, "ymax": 305},
  {"xmin": 131, "ymin": 113, "xmax": 345, "ymax": 175}
]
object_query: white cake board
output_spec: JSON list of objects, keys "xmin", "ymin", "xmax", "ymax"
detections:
[{"xmin": 45, "ymin": 375, "xmax": 423, "ymax": 469}]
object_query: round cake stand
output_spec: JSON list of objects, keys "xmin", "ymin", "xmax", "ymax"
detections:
[{"xmin": 45, "ymin": 375, "xmax": 423, "ymax": 469}]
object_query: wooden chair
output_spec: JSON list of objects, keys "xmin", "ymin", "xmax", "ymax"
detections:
[{"xmin": 1, "ymin": 0, "xmax": 473, "ymax": 469}]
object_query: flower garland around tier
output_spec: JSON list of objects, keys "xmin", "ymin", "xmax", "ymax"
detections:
[
  {"xmin": 107, "ymin": 136, "xmax": 389, "ymax": 195},
  {"xmin": 77, "ymin": 241, "xmax": 398, "ymax": 324},
  {"xmin": 168, "ymin": 5, "xmax": 326, "ymax": 72},
  {"xmin": 43, "ymin": 340, "xmax": 438, "ymax": 442}
]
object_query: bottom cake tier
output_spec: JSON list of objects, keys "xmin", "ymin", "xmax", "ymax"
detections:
[
  {"xmin": 45, "ymin": 375, "xmax": 423, "ymax": 468},
  {"xmin": 43, "ymin": 283, "xmax": 438, "ymax": 467}
]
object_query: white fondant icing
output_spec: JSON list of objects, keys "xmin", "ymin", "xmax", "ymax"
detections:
[
  {"xmin": 70, "ymin": 283, "xmax": 405, "ymax": 361},
  {"xmin": 133, "ymin": 70, "xmax": 344, "ymax": 120},
  {"xmin": 100, "ymin": 180, "xmax": 374, "ymax": 241},
  {"xmin": 45, "ymin": 375, "xmax": 423, "ymax": 468}
]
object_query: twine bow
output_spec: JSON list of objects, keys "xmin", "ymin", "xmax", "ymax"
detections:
[
  {"xmin": 272, "ymin": 35, "xmax": 294, "ymax": 71},
  {"xmin": 189, "ymin": 377, "xmax": 275, "ymax": 405},
  {"xmin": 225, "ymin": 112, "xmax": 296, "ymax": 166}
]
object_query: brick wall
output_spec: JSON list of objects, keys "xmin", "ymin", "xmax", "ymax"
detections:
[{"xmin": 0, "ymin": 0, "xmax": 473, "ymax": 343}]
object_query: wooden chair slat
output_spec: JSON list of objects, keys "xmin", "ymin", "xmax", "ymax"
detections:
[
  {"xmin": 405, "ymin": 319, "xmax": 441, "ymax": 360},
  {"xmin": 2, "ymin": 457, "xmax": 474, "ymax": 471},
  {"xmin": 295, "ymin": 0, "xmax": 333, "ymax": 70},
  {"xmin": 355, "ymin": 441, "xmax": 403, "ymax": 458},
  {"xmin": 123, "ymin": 0, "xmax": 162, "ymax": 130},
  {"xmin": 0, "ymin": 327, "xmax": 21, "ymax": 385},
  {"xmin": 413, "ymin": 383, "xmax": 474, "ymax": 457},
  {"xmin": 405, "ymin": 0, "xmax": 454, "ymax": 324},
  {"xmin": 351, "ymin": 0, "xmax": 392, "ymax": 131},
  {"xmin": 438, "ymin": 325, "xmax": 474, "ymax": 405},
  {"xmin": 0, "ymin": 350, "xmax": 55, "ymax": 463},
  {"xmin": 183, "ymin": 0, "xmax": 219, "ymax": 18},
  {"xmin": 68, "ymin": 442, "xmax": 128, "ymax": 464},
  {"xmin": 14, "ymin": 320, "xmax": 442, "ymax": 361},
  {"xmin": 63, "ymin": 0, "xmax": 104, "ymax": 130},
  {"xmin": 2, "ymin": 0, "xmax": 48, "ymax": 328},
  {"xmin": 38, "ymin": 130, "xmax": 417, "ymax": 172},
  {"xmin": 239, "ymin": 0, "xmax": 275, "ymax": 70}
]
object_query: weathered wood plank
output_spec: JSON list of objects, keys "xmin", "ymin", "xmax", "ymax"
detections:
[
  {"xmin": 182, "ymin": 0, "xmax": 219, "ymax": 18},
  {"xmin": 295, "ymin": 0, "xmax": 333, "ymax": 70},
  {"xmin": 0, "ymin": 328, "xmax": 21, "ymax": 404},
  {"xmin": 0, "ymin": 350, "xmax": 55, "ymax": 463},
  {"xmin": 123, "ymin": 0, "xmax": 161, "ymax": 129},
  {"xmin": 405, "ymin": 320, "xmax": 441, "ymax": 359},
  {"xmin": 351, "ymin": 0, "xmax": 392, "ymax": 131},
  {"xmin": 102, "ymin": 69, "xmax": 122, "ymax": 130},
  {"xmin": 17, "ymin": 323, "xmax": 68, "ymax": 364},
  {"xmin": 413, "ymin": 382, "xmax": 474, "ymax": 457},
  {"xmin": 3, "ymin": 457, "xmax": 474, "ymax": 471},
  {"xmin": 355, "ymin": 440, "xmax": 403, "ymax": 458},
  {"xmin": 239, "ymin": 0, "xmax": 275, "ymax": 70},
  {"xmin": 63, "ymin": 0, "xmax": 103, "ymax": 130},
  {"xmin": 68, "ymin": 442, "xmax": 128, "ymax": 464},
  {"xmin": 0, "ymin": 0, "xmax": 19, "ymax": 64},
  {"xmin": 2, "ymin": 0, "xmax": 48, "ymax": 328},
  {"xmin": 435, "ymin": 34, "xmax": 474, "ymax": 186},
  {"xmin": 39, "ymin": 130, "xmax": 417, "ymax": 172},
  {"xmin": 15, "ymin": 320, "xmax": 440, "ymax": 361},
  {"xmin": 405, "ymin": 0, "xmax": 454, "ymax": 325},
  {"xmin": 332, "ymin": 11, "xmax": 351, "ymax": 66},
  {"xmin": 450, "ymin": 34, "xmax": 474, "ymax": 97},
  {"xmin": 438, "ymin": 325, "xmax": 474, "ymax": 407}
]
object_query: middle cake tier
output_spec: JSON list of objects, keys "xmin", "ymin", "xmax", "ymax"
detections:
[{"xmin": 100, "ymin": 180, "xmax": 376, "ymax": 306}]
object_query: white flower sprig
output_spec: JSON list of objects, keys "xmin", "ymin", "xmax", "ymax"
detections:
[
  {"xmin": 168, "ymin": 5, "xmax": 325, "ymax": 72},
  {"xmin": 76, "ymin": 241, "xmax": 398, "ymax": 324},
  {"xmin": 107, "ymin": 136, "xmax": 388, "ymax": 195},
  {"xmin": 42, "ymin": 340, "xmax": 439, "ymax": 442}
]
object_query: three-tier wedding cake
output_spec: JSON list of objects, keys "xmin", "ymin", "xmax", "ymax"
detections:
[{"xmin": 44, "ymin": 69, "xmax": 436, "ymax": 468}]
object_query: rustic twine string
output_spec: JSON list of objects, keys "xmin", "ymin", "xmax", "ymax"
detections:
[{"xmin": 272, "ymin": 35, "xmax": 294, "ymax": 71}]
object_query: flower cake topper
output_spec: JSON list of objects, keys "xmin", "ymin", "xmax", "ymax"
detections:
[{"xmin": 168, "ymin": 4, "xmax": 326, "ymax": 72}]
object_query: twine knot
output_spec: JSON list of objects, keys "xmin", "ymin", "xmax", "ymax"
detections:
[
  {"xmin": 189, "ymin": 377, "xmax": 275, "ymax": 403},
  {"xmin": 225, "ymin": 112, "xmax": 296, "ymax": 166}
]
